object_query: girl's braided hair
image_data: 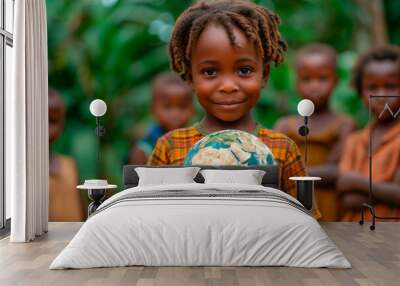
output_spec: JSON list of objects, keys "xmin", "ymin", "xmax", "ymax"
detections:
[{"xmin": 169, "ymin": 0, "xmax": 287, "ymax": 80}]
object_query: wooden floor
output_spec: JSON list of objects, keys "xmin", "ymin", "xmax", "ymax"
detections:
[{"xmin": 0, "ymin": 222, "xmax": 399, "ymax": 286}]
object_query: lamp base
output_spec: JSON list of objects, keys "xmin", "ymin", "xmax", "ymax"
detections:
[
  {"xmin": 296, "ymin": 180, "xmax": 314, "ymax": 210},
  {"xmin": 289, "ymin": 177, "xmax": 321, "ymax": 210},
  {"xmin": 359, "ymin": 203, "xmax": 376, "ymax": 231},
  {"xmin": 87, "ymin": 188, "xmax": 106, "ymax": 216}
]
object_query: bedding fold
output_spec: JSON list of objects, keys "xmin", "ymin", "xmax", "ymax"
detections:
[{"xmin": 50, "ymin": 183, "xmax": 351, "ymax": 269}]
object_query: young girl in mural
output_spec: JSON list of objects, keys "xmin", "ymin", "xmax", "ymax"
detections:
[
  {"xmin": 147, "ymin": 0, "xmax": 319, "ymax": 218},
  {"xmin": 128, "ymin": 72, "xmax": 195, "ymax": 165},
  {"xmin": 274, "ymin": 44, "xmax": 356, "ymax": 221},
  {"xmin": 49, "ymin": 88, "xmax": 85, "ymax": 222},
  {"xmin": 338, "ymin": 45, "xmax": 400, "ymax": 222}
]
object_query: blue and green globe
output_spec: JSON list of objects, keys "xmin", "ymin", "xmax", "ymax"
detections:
[{"xmin": 183, "ymin": 130, "xmax": 276, "ymax": 166}]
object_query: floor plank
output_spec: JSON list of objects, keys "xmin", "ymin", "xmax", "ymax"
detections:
[{"xmin": 0, "ymin": 222, "xmax": 399, "ymax": 286}]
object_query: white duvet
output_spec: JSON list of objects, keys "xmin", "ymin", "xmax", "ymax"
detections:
[{"xmin": 50, "ymin": 183, "xmax": 351, "ymax": 269}]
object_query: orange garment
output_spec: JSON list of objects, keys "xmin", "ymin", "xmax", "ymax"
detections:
[
  {"xmin": 49, "ymin": 153, "xmax": 85, "ymax": 222},
  {"xmin": 339, "ymin": 122, "xmax": 400, "ymax": 221},
  {"xmin": 285, "ymin": 115, "xmax": 349, "ymax": 221}
]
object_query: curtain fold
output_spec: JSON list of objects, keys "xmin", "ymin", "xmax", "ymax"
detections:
[{"xmin": 7, "ymin": 0, "xmax": 48, "ymax": 242}]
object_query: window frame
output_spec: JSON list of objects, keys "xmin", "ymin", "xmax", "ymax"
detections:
[{"xmin": 0, "ymin": 0, "xmax": 14, "ymax": 233}]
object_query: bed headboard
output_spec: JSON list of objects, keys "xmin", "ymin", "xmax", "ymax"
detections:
[{"xmin": 123, "ymin": 165, "xmax": 280, "ymax": 190}]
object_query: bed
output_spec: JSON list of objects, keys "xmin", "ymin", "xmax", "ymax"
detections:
[{"xmin": 50, "ymin": 165, "xmax": 350, "ymax": 269}]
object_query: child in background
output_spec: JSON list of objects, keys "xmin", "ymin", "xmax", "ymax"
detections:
[
  {"xmin": 338, "ymin": 45, "xmax": 400, "ymax": 222},
  {"xmin": 128, "ymin": 72, "xmax": 194, "ymax": 164},
  {"xmin": 49, "ymin": 88, "xmax": 85, "ymax": 221},
  {"xmin": 147, "ymin": 0, "xmax": 318, "ymax": 218},
  {"xmin": 274, "ymin": 44, "xmax": 356, "ymax": 221}
]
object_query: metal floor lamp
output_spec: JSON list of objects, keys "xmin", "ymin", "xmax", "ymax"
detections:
[{"xmin": 359, "ymin": 95, "xmax": 400, "ymax": 230}]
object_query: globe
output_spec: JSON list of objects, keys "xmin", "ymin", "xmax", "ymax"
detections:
[{"xmin": 183, "ymin": 129, "xmax": 276, "ymax": 166}]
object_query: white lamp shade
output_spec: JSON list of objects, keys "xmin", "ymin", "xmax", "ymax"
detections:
[
  {"xmin": 297, "ymin": 99, "xmax": 315, "ymax": 117},
  {"xmin": 89, "ymin": 99, "xmax": 107, "ymax": 117}
]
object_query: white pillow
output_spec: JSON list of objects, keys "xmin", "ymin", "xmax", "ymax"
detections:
[
  {"xmin": 200, "ymin": 169, "xmax": 266, "ymax": 185},
  {"xmin": 135, "ymin": 167, "xmax": 200, "ymax": 186}
]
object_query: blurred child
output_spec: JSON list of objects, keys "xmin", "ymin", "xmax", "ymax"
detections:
[
  {"xmin": 274, "ymin": 44, "xmax": 356, "ymax": 221},
  {"xmin": 338, "ymin": 45, "xmax": 400, "ymax": 221},
  {"xmin": 128, "ymin": 72, "xmax": 195, "ymax": 164},
  {"xmin": 49, "ymin": 88, "xmax": 85, "ymax": 221},
  {"xmin": 147, "ymin": 0, "xmax": 321, "ymax": 218}
]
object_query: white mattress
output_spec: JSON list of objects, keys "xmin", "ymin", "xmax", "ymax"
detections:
[{"xmin": 50, "ymin": 183, "xmax": 351, "ymax": 269}]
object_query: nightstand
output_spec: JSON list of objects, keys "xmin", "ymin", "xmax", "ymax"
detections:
[{"xmin": 289, "ymin": 176, "xmax": 321, "ymax": 210}]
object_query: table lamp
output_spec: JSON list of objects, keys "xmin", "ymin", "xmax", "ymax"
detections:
[
  {"xmin": 290, "ymin": 99, "xmax": 320, "ymax": 210},
  {"xmin": 89, "ymin": 99, "xmax": 107, "ymax": 167},
  {"xmin": 297, "ymin": 99, "xmax": 314, "ymax": 165},
  {"xmin": 77, "ymin": 99, "xmax": 112, "ymax": 216}
]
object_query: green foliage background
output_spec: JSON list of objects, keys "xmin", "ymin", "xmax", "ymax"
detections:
[{"xmin": 47, "ymin": 0, "xmax": 400, "ymax": 195}]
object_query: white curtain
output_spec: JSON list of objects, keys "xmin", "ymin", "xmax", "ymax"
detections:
[{"xmin": 6, "ymin": 0, "xmax": 49, "ymax": 242}]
